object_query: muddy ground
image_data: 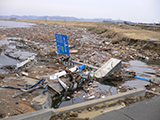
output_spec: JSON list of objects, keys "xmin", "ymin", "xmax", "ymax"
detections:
[
  {"xmin": 0, "ymin": 20, "xmax": 160, "ymax": 119},
  {"xmin": 0, "ymin": 76, "xmax": 37, "ymax": 118}
]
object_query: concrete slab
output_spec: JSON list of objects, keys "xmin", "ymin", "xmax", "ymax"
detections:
[
  {"xmin": 151, "ymin": 75, "xmax": 160, "ymax": 83},
  {"xmin": 32, "ymin": 90, "xmax": 54, "ymax": 110},
  {"xmin": 94, "ymin": 58, "xmax": 121, "ymax": 79},
  {"xmin": 32, "ymin": 93, "xmax": 48, "ymax": 110},
  {"xmin": 22, "ymin": 76, "xmax": 39, "ymax": 85},
  {"xmin": 16, "ymin": 55, "xmax": 35, "ymax": 68},
  {"xmin": 49, "ymin": 82, "xmax": 64, "ymax": 94}
]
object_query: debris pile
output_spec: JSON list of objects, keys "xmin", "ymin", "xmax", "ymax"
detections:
[{"xmin": 0, "ymin": 22, "xmax": 160, "ymax": 118}]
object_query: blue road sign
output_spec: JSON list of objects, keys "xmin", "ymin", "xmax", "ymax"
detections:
[{"xmin": 55, "ymin": 34, "xmax": 70, "ymax": 55}]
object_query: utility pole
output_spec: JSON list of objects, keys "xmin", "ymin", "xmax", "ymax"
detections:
[
  {"xmin": 45, "ymin": 16, "xmax": 47, "ymax": 25},
  {"xmin": 65, "ymin": 18, "xmax": 66, "ymax": 27}
]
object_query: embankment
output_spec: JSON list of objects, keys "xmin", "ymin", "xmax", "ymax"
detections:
[{"xmin": 88, "ymin": 25, "xmax": 160, "ymax": 55}]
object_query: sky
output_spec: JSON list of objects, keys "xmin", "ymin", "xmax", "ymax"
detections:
[{"xmin": 0, "ymin": 0, "xmax": 160, "ymax": 23}]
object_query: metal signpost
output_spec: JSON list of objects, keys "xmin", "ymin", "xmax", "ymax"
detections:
[{"xmin": 55, "ymin": 34, "xmax": 70, "ymax": 55}]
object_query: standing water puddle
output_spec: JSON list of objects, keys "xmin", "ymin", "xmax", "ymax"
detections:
[
  {"xmin": 0, "ymin": 53, "xmax": 18, "ymax": 66},
  {"xmin": 121, "ymin": 60, "xmax": 155, "ymax": 89},
  {"xmin": 53, "ymin": 81, "xmax": 117, "ymax": 108},
  {"xmin": 0, "ymin": 52, "xmax": 18, "ymax": 73},
  {"xmin": 0, "ymin": 38, "xmax": 37, "ymax": 73}
]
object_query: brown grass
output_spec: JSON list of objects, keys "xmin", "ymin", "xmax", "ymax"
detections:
[
  {"xmin": 16, "ymin": 19, "xmax": 100, "ymax": 28},
  {"xmin": 111, "ymin": 27, "xmax": 160, "ymax": 41}
]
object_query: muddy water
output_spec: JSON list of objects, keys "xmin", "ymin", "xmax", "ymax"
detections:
[
  {"xmin": 0, "ymin": 53, "xmax": 18, "ymax": 73},
  {"xmin": 0, "ymin": 21, "xmax": 36, "ymax": 68},
  {"xmin": 0, "ymin": 20, "xmax": 35, "ymax": 28},
  {"xmin": 0, "ymin": 39, "xmax": 11, "ymax": 46},
  {"xmin": 127, "ymin": 60, "xmax": 154, "ymax": 75},
  {"xmin": 0, "ymin": 38, "xmax": 36, "ymax": 67},
  {"xmin": 0, "ymin": 53, "xmax": 18, "ymax": 65},
  {"xmin": 121, "ymin": 60, "xmax": 154, "ymax": 89},
  {"xmin": 0, "ymin": 39, "xmax": 18, "ymax": 66},
  {"xmin": 53, "ymin": 81, "xmax": 117, "ymax": 108}
]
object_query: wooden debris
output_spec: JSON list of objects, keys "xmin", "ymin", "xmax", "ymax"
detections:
[
  {"xmin": 86, "ymin": 95, "xmax": 95, "ymax": 100},
  {"xmin": 70, "ymin": 50, "xmax": 78, "ymax": 54},
  {"xmin": 91, "ymin": 84, "xmax": 98, "ymax": 88},
  {"xmin": 15, "ymin": 103, "xmax": 35, "ymax": 114},
  {"xmin": 144, "ymin": 66, "xmax": 159, "ymax": 69},
  {"xmin": 89, "ymin": 52, "xmax": 96, "ymax": 57},
  {"xmin": 21, "ymin": 72, "xmax": 29, "ymax": 76}
]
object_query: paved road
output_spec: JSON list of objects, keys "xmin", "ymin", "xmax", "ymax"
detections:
[{"xmin": 91, "ymin": 96, "xmax": 160, "ymax": 120}]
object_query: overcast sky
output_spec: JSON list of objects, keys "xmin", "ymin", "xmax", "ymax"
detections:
[{"xmin": 0, "ymin": 0, "xmax": 159, "ymax": 23}]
